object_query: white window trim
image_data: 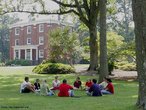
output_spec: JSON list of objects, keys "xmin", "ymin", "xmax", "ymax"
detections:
[
  {"xmin": 15, "ymin": 39, "xmax": 19, "ymax": 46},
  {"xmin": 39, "ymin": 50, "xmax": 44, "ymax": 58},
  {"xmin": 26, "ymin": 49, "xmax": 31, "ymax": 60},
  {"xmin": 15, "ymin": 28, "xmax": 20, "ymax": 35},
  {"xmin": 14, "ymin": 50, "xmax": 19, "ymax": 59},
  {"xmin": 27, "ymin": 38, "xmax": 31, "ymax": 45},
  {"xmin": 27, "ymin": 26, "xmax": 32, "ymax": 34},
  {"xmin": 39, "ymin": 36, "xmax": 44, "ymax": 45},
  {"xmin": 39, "ymin": 24, "xmax": 44, "ymax": 32}
]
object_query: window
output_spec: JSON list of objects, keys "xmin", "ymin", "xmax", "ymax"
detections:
[
  {"xmin": 39, "ymin": 37, "xmax": 44, "ymax": 45},
  {"xmin": 15, "ymin": 28, "xmax": 20, "ymax": 35},
  {"xmin": 27, "ymin": 38, "xmax": 31, "ymax": 45},
  {"xmin": 39, "ymin": 24, "xmax": 44, "ymax": 32},
  {"xmin": 27, "ymin": 26, "xmax": 32, "ymax": 34},
  {"xmin": 15, "ymin": 50, "xmax": 19, "ymax": 59},
  {"xmin": 15, "ymin": 39, "xmax": 19, "ymax": 46},
  {"xmin": 39, "ymin": 50, "xmax": 44, "ymax": 58},
  {"xmin": 26, "ymin": 49, "xmax": 30, "ymax": 60}
]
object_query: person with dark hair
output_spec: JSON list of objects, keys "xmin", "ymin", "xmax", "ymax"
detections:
[
  {"xmin": 58, "ymin": 79, "xmax": 74, "ymax": 97},
  {"xmin": 87, "ymin": 79, "xmax": 102, "ymax": 96},
  {"xmin": 101, "ymin": 78, "xmax": 114, "ymax": 94},
  {"xmin": 20, "ymin": 77, "xmax": 35, "ymax": 93},
  {"xmin": 73, "ymin": 77, "xmax": 82, "ymax": 89},
  {"xmin": 34, "ymin": 79, "xmax": 40, "ymax": 91},
  {"xmin": 50, "ymin": 76, "xmax": 60, "ymax": 90},
  {"xmin": 85, "ymin": 79, "xmax": 93, "ymax": 90}
]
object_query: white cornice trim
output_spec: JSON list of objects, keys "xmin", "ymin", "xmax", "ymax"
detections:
[
  {"xmin": 12, "ymin": 45, "xmax": 39, "ymax": 49},
  {"xmin": 9, "ymin": 19, "xmax": 73, "ymax": 28}
]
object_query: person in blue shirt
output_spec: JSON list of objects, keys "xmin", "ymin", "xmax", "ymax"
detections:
[{"xmin": 87, "ymin": 79, "xmax": 102, "ymax": 97}]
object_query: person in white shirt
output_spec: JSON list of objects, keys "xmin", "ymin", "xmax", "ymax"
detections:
[
  {"xmin": 50, "ymin": 76, "xmax": 60, "ymax": 90},
  {"xmin": 20, "ymin": 77, "xmax": 35, "ymax": 93}
]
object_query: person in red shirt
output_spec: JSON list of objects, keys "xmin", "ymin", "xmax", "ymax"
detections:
[
  {"xmin": 101, "ymin": 78, "xmax": 114, "ymax": 94},
  {"xmin": 85, "ymin": 79, "xmax": 93, "ymax": 90},
  {"xmin": 58, "ymin": 79, "xmax": 74, "ymax": 97}
]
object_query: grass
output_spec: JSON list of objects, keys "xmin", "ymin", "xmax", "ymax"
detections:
[{"xmin": 0, "ymin": 66, "xmax": 138, "ymax": 110}]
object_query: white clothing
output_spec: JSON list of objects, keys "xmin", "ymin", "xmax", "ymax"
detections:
[
  {"xmin": 20, "ymin": 81, "xmax": 31, "ymax": 90},
  {"xmin": 52, "ymin": 80, "xmax": 60, "ymax": 87}
]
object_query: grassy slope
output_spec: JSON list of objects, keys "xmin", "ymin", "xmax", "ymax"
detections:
[{"xmin": 0, "ymin": 66, "xmax": 138, "ymax": 110}]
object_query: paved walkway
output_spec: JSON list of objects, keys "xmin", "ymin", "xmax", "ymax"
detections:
[
  {"xmin": 74, "ymin": 65, "xmax": 137, "ymax": 78},
  {"xmin": 112, "ymin": 69, "xmax": 137, "ymax": 78}
]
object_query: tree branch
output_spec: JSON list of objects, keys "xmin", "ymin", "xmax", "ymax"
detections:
[
  {"xmin": 0, "ymin": 9, "xmax": 78, "ymax": 16},
  {"xmin": 74, "ymin": 0, "xmax": 90, "ymax": 27},
  {"xmin": 83, "ymin": 0, "xmax": 90, "ymax": 18},
  {"xmin": 51, "ymin": 0, "xmax": 77, "ymax": 8}
]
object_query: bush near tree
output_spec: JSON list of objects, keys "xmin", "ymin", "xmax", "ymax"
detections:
[
  {"xmin": 5, "ymin": 59, "xmax": 31, "ymax": 66},
  {"xmin": 33, "ymin": 63, "xmax": 75, "ymax": 74}
]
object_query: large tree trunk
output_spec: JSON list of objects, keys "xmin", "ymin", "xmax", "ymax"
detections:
[
  {"xmin": 132, "ymin": 0, "xmax": 146, "ymax": 109},
  {"xmin": 88, "ymin": 25, "xmax": 98, "ymax": 71},
  {"xmin": 98, "ymin": 0, "xmax": 108, "ymax": 83}
]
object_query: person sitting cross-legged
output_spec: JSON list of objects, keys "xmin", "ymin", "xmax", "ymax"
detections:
[
  {"xmin": 50, "ymin": 76, "xmax": 60, "ymax": 90},
  {"xmin": 87, "ymin": 79, "xmax": 102, "ymax": 97},
  {"xmin": 40, "ymin": 80, "xmax": 54, "ymax": 96},
  {"xmin": 101, "ymin": 78, "xmax": 114, "ymax": 95},
  {"xmin": 20, "ymin": 77, "xmax": 35, "ymax": 93},
  {"xmin": 73, "ymin": 77, "xmax": 82, "ymax": 90},
  {"xmin": 85, "ymin": 79, "xmax": 93, "ymax": 91},
  {"xmin": 34, "ymin": 79, "xmax": 40, "ymax": 92},
  {"xmin": 58, "ymin": 79, "xmax": 74, "ymax": 97}
]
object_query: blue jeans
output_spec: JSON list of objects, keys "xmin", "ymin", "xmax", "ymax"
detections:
[
  {"xmin": 69, "ymin": 90, "xmax": 74, "ymax": 97},
  {"xmin": 47, "ymin": 91, "xmax": 54, "ymax": 96},
  {"xmin": 101, "ymin": 90, "xmax": 112, "ymax": 94}
]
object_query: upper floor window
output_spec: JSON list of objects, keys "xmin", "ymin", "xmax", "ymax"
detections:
[
  {"xmin": 39, "ymin": 24, "xmax": 44, "ymax": 32},
  {"xmin": 27, "ymin": 38, "xmax": 31, "ymax": 45},
  {"xmin": 15, "ymin": 28, "xmax": 20, "ymax": 35},
  {"xmin": 15, "ymin": 39, "xmax": 19, "ymax": 46},
  {"xmin": 39, "ymin": 36, "xmax": 44, "ymax": 45},
  {"xmin": 27, "ymin": 26, "xmax": 32, "ymax": 34}
]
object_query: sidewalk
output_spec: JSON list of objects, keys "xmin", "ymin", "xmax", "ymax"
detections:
[
  {"xmin": 74, "ymin": 65, "xmax": 137, "ymax": 79},
  {"xmin": 110, "ymin": 69, "xmax": 137, "ymax": 80}
]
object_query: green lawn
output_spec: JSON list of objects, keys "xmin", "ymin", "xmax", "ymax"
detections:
[{"xmin": 0, "ymin": 66, "xmax": 138, "ymax": 110}]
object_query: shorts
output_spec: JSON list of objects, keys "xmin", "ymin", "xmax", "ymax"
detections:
[{"xmin": 21, "ymin": 87, "xmax": 31, "ymax": 93}]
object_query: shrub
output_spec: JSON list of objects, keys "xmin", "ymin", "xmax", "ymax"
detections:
[
  {"xmin": 5, "ymin": 59, "xmax": 31, "ymax": 66},
  {"xmin": 32, "ymin": 63, "xmax": 75, "ymax": 74},
  {"xmin": 116, "ymin": 62, "xmax": 136, "ymax": 71},
  {"xmin": 79, "ymin": 58, "xmax": 90, "ymax": 64}
]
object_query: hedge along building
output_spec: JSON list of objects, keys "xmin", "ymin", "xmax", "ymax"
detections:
[{"xmin": 9, "ymin": 18, "xmax": 73, "ymax": 65}]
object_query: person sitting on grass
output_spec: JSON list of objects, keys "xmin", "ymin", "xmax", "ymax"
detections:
[
  {"xmin": 20, "ymin": 77, "xmax": 35, "ymax": 93},
  {"xmin": 58, "ymin": 79, "xmax": 74, "ymax": 97},
  {"xmin": 34, "ymin": 79, "xmax": 40, "ymax": 92},
  {"xmin": 87, "ymin": 79, "xmax": 102, "ymax": 97},
  {"xmin": 85, "ymin": 79, "xmax": 93, "ymax": 90},
  {"xmin": 99, "ymin": 77, "xmax": 108, "ymax": 90},
  {"xmin": 40, "ymin": 80, "xmax": 54, "ymax": 96},
  {"xmin": 101, "ymin": 78, "xmax": 114, "ymax": 94},
  {"xmin": 73, "ymin": 77, "xmax": 82, "ymax": 90},
  {"xmin": 50, "ymin": 76, "xmax": 60, "ymax": 90}
]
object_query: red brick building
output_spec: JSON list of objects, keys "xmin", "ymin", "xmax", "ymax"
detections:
[{"xmin": 9, "ymin": 19, "xmax": 72, "ymax": 64}]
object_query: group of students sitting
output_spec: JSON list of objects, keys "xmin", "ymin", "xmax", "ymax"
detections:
[{"xmin": 20, "ymin": 76, "xmax": 114, "ymax": 97}]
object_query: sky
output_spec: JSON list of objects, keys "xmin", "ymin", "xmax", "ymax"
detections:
[{"xmin": 10, "ymin": 1, "xmax": 63, "ymax": 22}]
